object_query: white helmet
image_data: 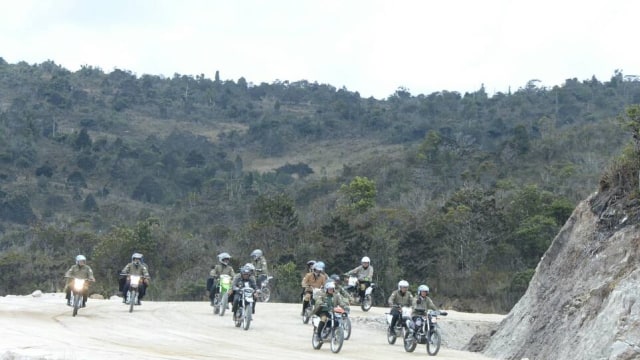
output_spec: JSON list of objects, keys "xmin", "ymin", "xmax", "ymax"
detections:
[
  {"xmin": 251, "ymin": 249, "xmax": 263, "ymax": 260},
  {"xmin": 398, "ymin": 280, "xmax": 409, "ymax": 290},
  {"xmin": 418, "ymin": 284, "xmax": 429, "ymax": 293},
  {"xmin": 361, "ymin": 256, "xmax": 370, "ymax": 263},
  {"xmin": 217, "ymin": 252, "xmax": 231, "ymax": 264},
  {"xmin": 75, "ymin": 255, "xmax": 86, "ymax": 264},
  {"xmin": 325, "ymin": 282, "xmax": 336, "ymax": 291},
  {"xmin": 314, "ymin": 261, "xmax": 325, "ymax": 272}
]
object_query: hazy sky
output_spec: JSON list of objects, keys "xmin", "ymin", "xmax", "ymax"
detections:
[{"xmin": 1, "ymin": 0, "xmax": 638, "ymax": 99}]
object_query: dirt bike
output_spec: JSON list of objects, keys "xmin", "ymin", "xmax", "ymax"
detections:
[
  {"xmin": 233, "ymin": 286, "xmax": 255, "ymax": 330},
  {"xmin": 344, "ymin": 275, "xmax": 376, "ymax": 311},
  {"xmin": 403, "ymin": 309, "xmax": 448, "ymax": 355},
  {"xmin": 386, "ymin": 305, "xmax": 412, "ymax": 344},
  {"xmin": 256, "ymin": 275, "xmax": 273, "ymax": 302},
  {"xmin": 121, "ymin": 274, "xmax": 146, "ymax": 313},
  {"xmin": 311, "ymin": 306, "xmax": 345, "ymax": 353},
  {"xmin": 302, "ymin": 287, "xmax": 322, "ymax": 324},
  {"xmin": 212, "ymin": 274, "xmax": 232, "ymax": 316},
  {"xmin": 68, "ymin": 277, "xmax": 87, "ymax": 317}
]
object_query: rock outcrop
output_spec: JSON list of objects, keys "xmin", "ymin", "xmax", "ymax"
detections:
[{"xmin": 483, "ymin": 193, "xmax": 640, "ymax": 360}]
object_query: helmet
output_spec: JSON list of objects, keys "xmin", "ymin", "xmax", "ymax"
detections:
[
  {"xmin": 418, "ymin": 284, "xmax": 430, "ymax": 294},
  {"xmin": 75, "ymin": 255, "xmax": 86, "ymax": 264},
  {"xmin": 244, "ymin": 263, "xmax": 256, "ymax": 272},
  {"xmin": 314, "ymin": 261, "xmax": 325, "ymax": 272},
  {"xmin": 330, "ymin": 274, "xmax": 341, "ymax": 283},
  {"xmin": 132, "ymin": 253, "xmax": 143, "ymax": 262},
  {"xmin": 217, "ymin": 252, "xmax": 231, "ymax": 264},
  {"xmin": 361, "ymin": 256, "xmax": 370, "ymax": 263},
  {"xmin": 251, "ymin": 249, "xmax": 263, "ymax": 260},
  {"xmin": 241, "ymin": 266, "xmax": 251, "ymax": 275},
  {"xmin": 325, "ymin": 282, "xmax": 336, "ymax": 291},
  {"xmin": 307, "ymin": 260, "xmax": 316, "ymax": 267},
  {"xmin": 398, "ymin": 280, "xmax": 409, "ymax": 290}
]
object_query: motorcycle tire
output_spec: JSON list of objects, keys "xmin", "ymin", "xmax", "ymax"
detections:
[
  {"xmin": 259, "ymin": 287, "xmax": 271, "ymax": 302},
  {"xmin": 129, "ymin": 290, "xmax": 137, "ymax": 313},
  {"xmin": 387, "ymin": 326, "xmax": 397, "ymax": 345},
  {"xmin": 330, "ymin": 327, "xmax": 344, "ymax": 353},
  {"xmin": 426, "ymin": 328, "xmax": 442, "ymax": 355},
  {"xmin": 235, "ymin": 308, "xmax": 243, "ymax": 327},
  {"xmin": 72, "ymin": 293, "xmax": 81, "ymax": 317},
  {"xmin": 343, "ymin": 317, "xmax": 352, "ymax": 340},
  {"xmin": 243, "ymin": 309, "xmax": 251, "ymax": 330},
  {"xmin": 213, "ymin": 295, "xmax": 220, "ymax": 315},
  {"xmin": 312, "ymin": 329, "xmax": 323, "ymax": 350},
  {"xmin": 361, "ymin": 294, "xmax": 372, "ymax": 312},
  {"xmin": 403, "ymin": 328, "xmax": 417, "ymax": 352},
  {"xmin": 303, "ymin": 308, "xmax": 311, "ymax": 324},
  {"xmin": 219, "ymin": 293, "xmax": 228, "ymax": 317}
]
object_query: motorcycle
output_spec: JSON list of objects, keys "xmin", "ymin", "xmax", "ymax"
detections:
[
  {"xmin": 233, "ymin": 286, "xmax": 255, "ymax": 330},
  {"xmin": 256, "ymin": 275, "xmax": 273, "ymax": 302},
  {"xmin": 121, "ymin": 274, "xmax": 146, "ymax": 313},
  {"xmin": 344, "ymin": 275, "xmax": 376, "ymax": 311},
  {"xmin": 403, "ymin": 309, "xmax": 448, "ymax": 355},
  {"xmin": 385, "ymin": 305, "xmax": 412, "ymax": 344},
  {"xmin": 311, "ymin": 306, "xmax": 345, "ymax": 353},
  {"xmin": 212, "ymin": 274, "xmax": 232, "ymax": 316},
  {"xmin": 68, "ymin": 277, "xmax": 86, "ymax": 317}
]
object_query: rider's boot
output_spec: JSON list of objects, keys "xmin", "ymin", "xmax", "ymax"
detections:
[{"xmin": 67, "ymin": 299, "xmax": 71, "ymax": 306}]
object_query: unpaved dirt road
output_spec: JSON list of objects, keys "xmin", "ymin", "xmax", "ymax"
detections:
[{"xmin": 0, "ymin": 293, "xmax": 503, "ymax": 359}]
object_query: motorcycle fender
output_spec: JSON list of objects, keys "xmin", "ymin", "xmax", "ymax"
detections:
[{"xmin": 364, "ymin": 286, "xmax": 373, "ymax": 295}]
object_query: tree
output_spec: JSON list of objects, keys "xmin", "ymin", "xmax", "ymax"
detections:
[
  {"xmin": 74, "ymin": 128, "xmax": 92, "ymax": 150},
  {"xmin": 339, "ymin": 176, "xmax": 377, "ymax": 213}
]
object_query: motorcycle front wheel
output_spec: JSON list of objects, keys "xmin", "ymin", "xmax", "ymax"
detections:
[
  {"xmin": 72, "ymin": 293, "xmax": 81, "ymax": 317},
  {"xmin": 219, "ymin": 293, "xmax": 228, "ymax": 317},
  {"xmin": 312, "ymin": 329, "xmax": 323, "ymax": 350},
  {"xmin": 403, "ymin": 328, "xmax": 417, "ymax": 352},
  {"xmin": 387, "ymin": 326, "xmax": 397, "ymax": 344},
  {"xmin": 330, "ymin": 327, "xmax": 344, "ymax": 353},
  {"xmin": 243, "ymin": 305, "xmax": 252, "ymax": 330},
  {"xmin": 426, "ymin": 328, "xmax": 442, "ymax": 356},
  {"xmin": 129, "ymin": 290, "xmax": 137, "ymax": 313},
  {"xmin": 302, "ymin": 307, "xmax": 311, "ymax": 324},
  {"xmin": 361, "ymin": 294, "xmax": 372, "ymax": 312},
  {"xmin": 235, "ymin": 308, "xmax": 243, "ymax": 327},
  {"xmin": 213, "ymin": 294, "xmax": 220, "ymax": 315}
]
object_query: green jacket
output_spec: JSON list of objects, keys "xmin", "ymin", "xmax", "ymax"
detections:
[
  {"xmin": 312, "ymin": 291, "xmax": 348, "ymax": 315},
  {"xmin": 412, "ymin": 295, "xmax": 437, "ymax": 316},
  {"xmin": 388, "ymin": 289, "xmax": 414, "ymax": 307},
  {"xmin": 209, "ymin": 263, "xmax": 235, "ymax": 278},
  {"xmin": 252, "ymin": 256, "xmax": 268, "ymax": 277},
  {"xmin": 121, "ymin": 262, "xmax": 150, "ymax": 279},
  {"xmin": 65, "ymin": 264, "xmax": 95, "ymax": 281}
]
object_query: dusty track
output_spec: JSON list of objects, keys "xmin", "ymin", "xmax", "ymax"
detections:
[{"xmin": 0, "ymin": 293, "xmax": 502, "ymax": 359}]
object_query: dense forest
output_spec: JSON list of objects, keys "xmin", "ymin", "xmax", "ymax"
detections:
[{"xmin": 1, "ymin": 58, "xmax": 638, "ymax": 313}]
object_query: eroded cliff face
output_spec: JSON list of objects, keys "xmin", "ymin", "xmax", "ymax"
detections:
[{"xmin": 483, "ymin": 193, "xmax": 640, "ymax": 360}]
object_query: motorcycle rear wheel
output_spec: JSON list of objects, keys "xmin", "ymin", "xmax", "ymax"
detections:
[
  {"xmin": 426, "ymin": 328, "xmax": 442, "ymax": 355},
  {"xmin": 342, "ymin": 317, "xmax": 352, "ymax": 340},
  {"xmin": 242, "ymin": 305, "xmax": 252, "ymax": 330},
  {"xmin": 302, "ymin": 307, "xmax": 311, "ymax": 324},
  {"xmin": 235, "ymin": 308, "xmax": 243, "ymax": 327},
  {"xmin": 258, "ymin": 287, "xmax": 271, "ymax": 302}
]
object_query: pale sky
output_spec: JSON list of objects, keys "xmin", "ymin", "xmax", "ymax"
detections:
[{"xmin": 1, "ymin": 0, "xmax": 638, "ymax": 99}]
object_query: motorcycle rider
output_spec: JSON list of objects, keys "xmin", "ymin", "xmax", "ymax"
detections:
[
  {"xmin": 346, "ymin": 256, "xmax": 373, "ymax": 302},
  {"xmin": 387, "ymin": 280, "xmax": 414, "ymax": 336},
  {"xmin": 64, "ymin": 255, "xmax": 95, "ymax": 307},
  {"xmin": 120, "ymin": 252, "xmax": 151, "ymax": 305},
  {"xmin": 207, "ymin": 252, "xmax": 235, "ymax": 307},
  {"xmin": 413, "ymin": 284, "xmax": 438, "ymax": 315},
  {"xmin": 301, "ymin": 261, "xmax": 327, "ymax": 316},
  {"xmin": 230, "ymin": 266, "xmax": 258, "ymax": 320},
  {"xmin": 250, "ymin": 249, "xmax": 269, "ymax": 288},
  {"xmin": 329, "ymin": 273, "xmax": 352, "ymax": 303},
  {"xmin": 312, "ymin": 281, "xmax": 349, "ymax": 342}
]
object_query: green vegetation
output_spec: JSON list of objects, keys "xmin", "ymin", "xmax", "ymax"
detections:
[{"xmin": 0, "ymin": 58, "xmax": 638, "ymax": 313}]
